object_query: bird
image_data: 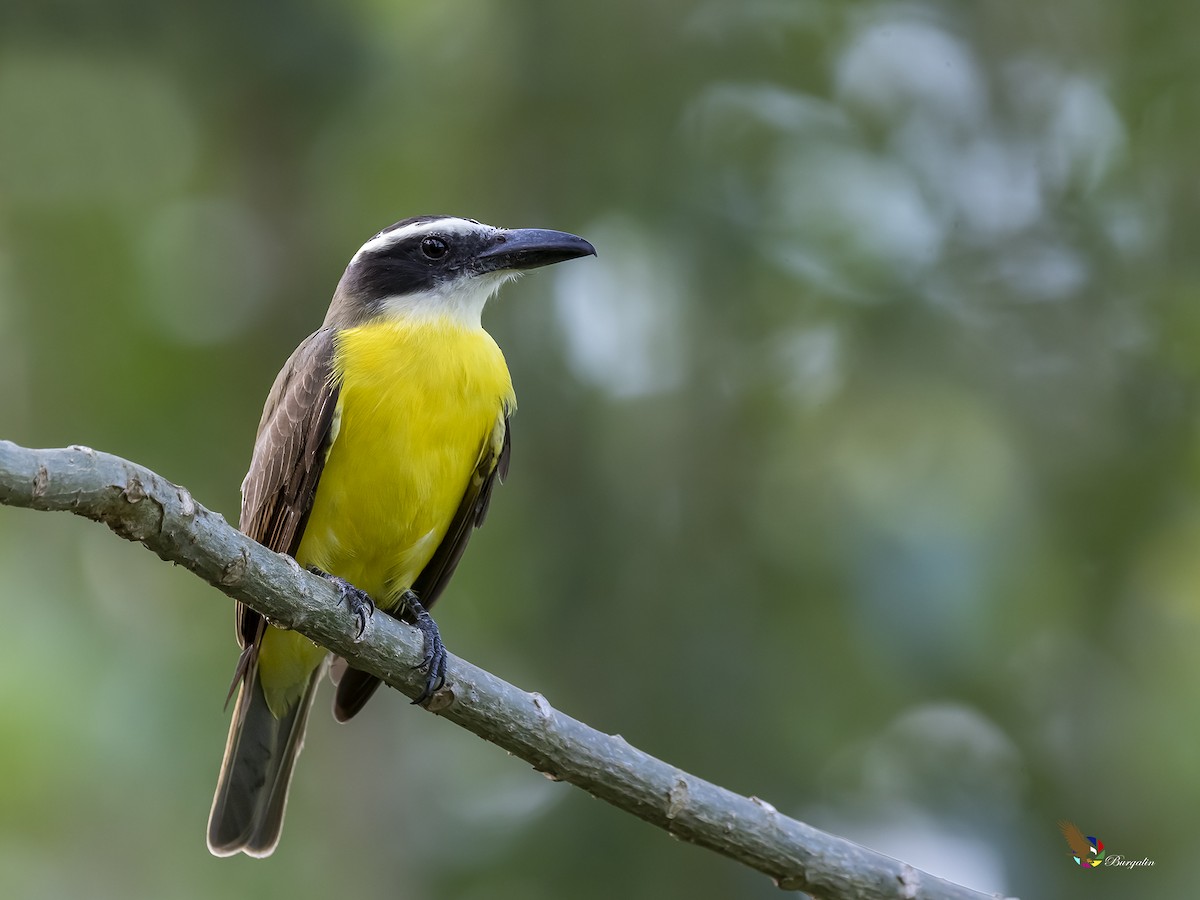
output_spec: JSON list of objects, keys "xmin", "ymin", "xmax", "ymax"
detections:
[
  {"xmin": 206, "ymin": 215, "xmax": 595, "ymax": 858},
  {"xmin": 1057, "ymin": 819, "xmax": 1098, "ymax": 866}
]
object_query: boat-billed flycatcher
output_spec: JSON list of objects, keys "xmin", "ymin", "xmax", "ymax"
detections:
[{"xmin": 207, "ymin": 215, "xmax": 595, "ymax": 858}]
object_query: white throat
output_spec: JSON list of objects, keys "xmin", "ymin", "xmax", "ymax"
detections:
[{"xmin": 377, "ymin": 270, "xmax": 519, "ymax": 328}]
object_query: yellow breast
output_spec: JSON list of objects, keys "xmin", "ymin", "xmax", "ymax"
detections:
[{"xmin": 295, "ymin": 317, "xmax": 515, "ymax": 607}]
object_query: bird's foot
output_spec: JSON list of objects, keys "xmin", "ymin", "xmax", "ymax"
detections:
[
  {"xmin": 308, "ymin": 566, "xmax": 375, "ymax": 641},
  {"xmin": 399, "ymin": 589, "xmax": 448, "ymax": 705}
]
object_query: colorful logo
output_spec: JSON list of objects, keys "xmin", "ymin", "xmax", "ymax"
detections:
[{"xmin": 1058, "ymin": 820, "xmax": 1105, "ymax": 868}]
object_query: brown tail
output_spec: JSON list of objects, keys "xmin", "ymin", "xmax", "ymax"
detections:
[{"xmin": 207, "ymin": 659, "xmax": 324, "ymax": 857}]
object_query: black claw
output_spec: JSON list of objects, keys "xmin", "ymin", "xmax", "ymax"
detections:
[
  {"xmin": 308, "ymin": 566, "xmax": 375, "ymax": 641},
  {"xmin": 401, "ymin": 590, "xmax": 448, "ymax": 704}
]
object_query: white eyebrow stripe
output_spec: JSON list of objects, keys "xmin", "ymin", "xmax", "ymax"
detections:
[{"xmin": 353, "ymin": 217, "xmax": 491, "ymax": 260}]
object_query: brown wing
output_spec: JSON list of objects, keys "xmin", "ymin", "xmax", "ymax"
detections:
[
  {"xmin": 412, "ymin": 411, "xmax": 511, "ymax": 609},
  {"xmin": 234, "ymin": 327, "xmax": 340, "ymax": 652},
  {"xmin": 332, "ymin": 412, "xmax": 511, "ymax": 721},
  {"xmin": 1058, "ymin": 820, "xmax": 1092, "ymax": 858}
]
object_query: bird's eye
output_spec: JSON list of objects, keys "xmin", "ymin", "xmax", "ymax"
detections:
[{"xmin": 420, "ymin": 236, "xmax": 449, "ymax": 259}]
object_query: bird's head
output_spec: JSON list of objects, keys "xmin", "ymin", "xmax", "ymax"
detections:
[{"xmin": 328, "ymin": 215, "xmax": 596, "ymax": 328}]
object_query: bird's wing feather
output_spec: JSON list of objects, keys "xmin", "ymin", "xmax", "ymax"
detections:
[
  {"xmin": 1058, "ymin": 820, "xmax": 1092, "ymax": 857},
  {"xmin": 234, "ymin": 328, "xmax": 340, "ymax": 651},
  {"xmin": 413, "ymin": 411, "xmax": 511, "ymax": 608},
  {"xmin": 331, "ymin": 411, "xmax": 510, "ymax": 721}
]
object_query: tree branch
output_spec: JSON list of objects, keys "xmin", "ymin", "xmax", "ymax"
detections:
[{"xmin": 0, "ymin": 440, "xmax": 1007, "ymax": 900}]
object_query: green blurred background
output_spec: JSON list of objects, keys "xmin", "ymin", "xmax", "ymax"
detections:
[{"xmin": 0, "ymin": 1, "xmax": 1193, "ymax": 897}]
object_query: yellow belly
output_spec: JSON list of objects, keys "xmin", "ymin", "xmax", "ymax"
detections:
[
  {"xmin": 260, "ymin": 316, "xmax": 514, "ymax": 714},
  {"xmin": 300, "ymin": 317, "xmax": 514, "ymax": 601}
]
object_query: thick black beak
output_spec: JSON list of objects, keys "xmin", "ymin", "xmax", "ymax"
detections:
[{"xmin": 474, "ymin": 228, "xmax": 596, "ymax": 273}]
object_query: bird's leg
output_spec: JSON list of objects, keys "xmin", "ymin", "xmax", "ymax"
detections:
[
  {"xmin": 307, "ymin": 566, "xmax": 375, "ymax": 641},
  {"xmin": 398, "ymin": 589, "xmax": 448, "ymax": 705}
]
